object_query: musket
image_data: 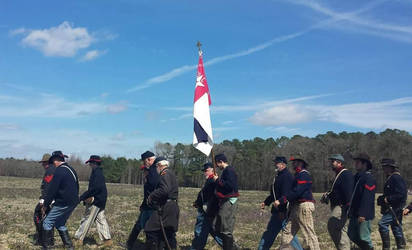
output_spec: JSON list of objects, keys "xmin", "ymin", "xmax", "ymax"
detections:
[{"xmin": 158, "ymin": 208, "xmax": 172, "ymax": 250}]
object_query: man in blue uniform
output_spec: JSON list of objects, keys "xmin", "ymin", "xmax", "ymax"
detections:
[
  {"xmin": 74, "ymin": 155, "xmax": 112, "ymax": 247},
  {"xmin": 258, "ymin": 156, "xmax": 302, "ymax": 250},
  {"xmin": 321, "ymin": 154, "xmax": 353, "ymax": 250},
  {"xmin": 190, "ymin": 162, "xmax": 223, "ymax": 250},
  {"xmin": 213, "ymin": 153, "xmax": 239, "ymax": 250},
  {"xmin": 127, "ymin": 151, "xmax": 159, "ymax": 249},
  {"xmin": 33, "ymin": 153, "xmax": 55, "ymax": 246},
  {"xmin": 274, "ymin": 155, "xmax": 320, "ymax": 250},
  {"xmin": 42, "ymin": 151, "xmax": 79, "ymax": 250},
  {"xmin": 347, "ymin": 153, "xmax": 376, "ymax": 250},
  {"xmin": 377, "ymin": 158, "xmax": 407, "ymax": 250}
]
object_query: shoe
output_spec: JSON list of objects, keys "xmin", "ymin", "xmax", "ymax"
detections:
[
  {"xmin": 74, "ymin": 238, "xmax": 83, "ymax": 247},
  {"xmin": 58, "ymin": 230, "xmax": 74, "ymax": 250},
  {"xmin": 395, "ymin": 236, "xmax": 406, "ymax": 250},
  {"xmin": 103, "ymin": 239, "xmax": 113, "ymax": 247}
]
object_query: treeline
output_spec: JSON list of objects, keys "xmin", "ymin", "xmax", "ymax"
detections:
[{"xmin": 1, "ymin": 129, "xmax": 411, "ymax": 192}]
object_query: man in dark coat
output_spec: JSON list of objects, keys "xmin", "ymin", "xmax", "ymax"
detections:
[
  {"xmin": 274, "ymin": 155, "xmax": 320, "ymax": 250},
  {"xmin": 212, "ymin": 153, "xmax": 239, "ymax": 250},
  {"xmin": 321, "ymin": 154, "xmax": 353, "ymax": 250},
  {"xmin": 347, "ymin": 153, "xmax": 376, "ymax": 250},
  {"xmin": 74, "ymin": 155, "xmax": 112, "ymax": 247},
  {"xmin": 33, "ymin": 153, "xmax": 55, "ymax": 246},
  {"xmin": 258, "ymin": 156, "xmax": 302, "ymax": 250},
  {"xmin": 42, "ymin": 151, "xmax": 79, "ymax": 250},
  {"xmin": 190, "ymin": 162, "xmax": 223, "ymax": 250},
  {"xmin": 127, "ymin": 151, "xmax": 159, "ymax": 249},
  {"xmin": 144, "ymin": 157, "xmax": 179, "ymax": 250},
  {"xmin": 377, "ymin": 158, "xmax": 407, "ymax": 250}
]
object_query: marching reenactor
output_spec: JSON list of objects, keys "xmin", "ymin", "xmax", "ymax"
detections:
[
  {"xmin": 274, "ymin": 155, "xmax": 320, "ymax": 250},
  {"xmin": 144, "ymin": 157, "xmax": 179, "ymax": 250},
  {"xmin": 33, "ymin": 153, "xmax": 55, "ymax": 246},
  {"xmin": 42, "ymin": 151, "xmax": 79, "ymax": 250},
  {"xmin": 403, "ymin": 202, "xmax": 412, "ymax": 216},
  {"xmin": 212, "ymin": 153, "xmax": 239, "ymax": 250},
  {"xmin": 258, "ymin": 156, "xmax": 302, "ymax": 250},
  {"xmin": 347, "ymin": 153, "xmax": 376, "ymax": 250},
  {"xmin": 190, "ymin": 162, "xmax": 223, "ymax": 250},
  {"xmin": 320, "ymin": 154, "xmax": 353, "ymax": 250},
  {"xmin": 127, "ymin": 151, "xmax": 159, "ymax": 249},
  {"xmin": 377, "ymin": 158, "xmax": 407, "ymax": 250},
  {"xmin": 74, "ymin": 155, "xmax": 112, "ymax": 247}
]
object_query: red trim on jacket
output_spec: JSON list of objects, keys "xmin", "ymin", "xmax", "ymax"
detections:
[
  {"xmin": 216, "ymin": 191, "xmax": 239, "ymax": 199},
  {"xmin": 297, "ymin": 180, "xmax": 312, "ymax": 184},
  {"xmin": 44, "ymin": 175, "xmax": 53, "ymax": 183},
  {"xmin": 364, "ymin": 184, "xmax": 376, "ymax": 191},
  {"xmin": 298, "ymin": 199, "xmax": 315, "ymax": 203}
]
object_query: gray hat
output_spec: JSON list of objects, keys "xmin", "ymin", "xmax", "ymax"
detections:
[
  {"xmin": 328, "ymin": 154, "xmax": 344, "ymax": 163},
  {"xmin": 380, "ymin": 158, "xmax": 397, "ymax": 168}
]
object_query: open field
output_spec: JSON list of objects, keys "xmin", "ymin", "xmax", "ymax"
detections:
[{"xmin": 0, "ymin": 176, "xmax": 411, "ymax": 249}]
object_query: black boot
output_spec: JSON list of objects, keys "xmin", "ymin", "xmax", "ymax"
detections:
[
  {"xmin": 41, "ymin": 230, "xmax": 54, "ymax": 250},
  {"xmin": 395, "ymin": 236, "xmax": 406, "ymax": 250},
  {"xmin": 145, "ymin": 239, "xmax": 158, "ymax": 250},
  {"xmin": 222, "ymin": 235, "xmax": 234, "ymax": 250},
  {"xmin": 50, "ymin": 229, "xmax": 55, "ymax": 246},
  {"xmin": 58, "ymin": 230, "xmax": 73, "ymax": 250},
  {"xmin": 380, "ymin": 231, "xmax": 390, "ymax": 250},
  {"xmin": 127, "ymin": 224, "xmax": 141, "ymax": 250}
]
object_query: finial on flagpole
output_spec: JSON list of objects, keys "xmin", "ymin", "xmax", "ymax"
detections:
[{"xmin": 197, "ymin": 41, "xmax": 202, "ymax": 52}]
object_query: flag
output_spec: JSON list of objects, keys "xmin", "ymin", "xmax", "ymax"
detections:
[{"xmin": 193, "ymin": 50, "xmax": 213, "ymax": 156}]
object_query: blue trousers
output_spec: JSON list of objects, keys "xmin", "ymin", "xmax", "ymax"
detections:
[
  {"xmin": 258, "ymin": 211, "xmax": 303, "ymax": 250},
  {"xmin": 43, "ymin": 205, "xmax": 76, "ymax": 231},
  {"xmin": 378, "ymin": 212, "xmax": 404, "ymax": 238},
  {"xmin": 191, "ymin": 208, "xmax": 223, "ymax": 250},
  {"xmin": 348, "ymin": 217, "xmax": 373, "ymax": 249}
]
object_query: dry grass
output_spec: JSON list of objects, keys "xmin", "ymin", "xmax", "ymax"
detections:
[{"xmin": 0, "ymin": 176, "xmax": 411, "ymax": 249}]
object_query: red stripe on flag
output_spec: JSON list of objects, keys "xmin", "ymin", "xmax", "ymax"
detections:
[{"xmin": 194, "ymin": 54, "xmax": 211, "ymax": 105}]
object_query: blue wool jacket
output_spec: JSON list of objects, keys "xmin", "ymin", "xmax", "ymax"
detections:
[
  {"xmin": 79, "ymin": 166, "xmax": 108, "ymax": 210},
  {"xmin": 279, "ymin": 169, "xmax": 314, "ymax": 205},
  {"xmin": 44, "ymin": 163, "xmax": 79, "ymax": 208},
  {"xmin": 215, "ymin": 165, "xmax": 239, "ymax": 199},
  {"xmin": 141, "ymin": 163, "xmax": 160, "ymax": 210},
  {"xmin": 264, "ymin": 168, "xmax": 294, "ymax": 212},
  {"xmin": 329, "ymin": 168, "xmax": 354, "ymax": 208},
  {"xmin": 383, "ymin": 172, "xmax": 407, "ymax": 211},
  {"xmin": 349, "ymin": 170, "xmax": 376, "ymax": 220}
]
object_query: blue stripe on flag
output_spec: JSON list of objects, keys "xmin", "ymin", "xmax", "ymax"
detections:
[{"xmin": 194, "ymin": 118, "xmax": 209, "ymax": 143}]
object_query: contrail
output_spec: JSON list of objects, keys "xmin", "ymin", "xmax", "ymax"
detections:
[{"xmin": 126, "ymin": 1, "xmax": 384, "ymax": 93}]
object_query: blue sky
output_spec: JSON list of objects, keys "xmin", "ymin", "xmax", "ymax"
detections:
[{"xmin": 1, "ymin": 0, "xmax": 412, "ymax": 159}]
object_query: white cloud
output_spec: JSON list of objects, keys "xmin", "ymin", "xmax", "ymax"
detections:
[
  {"xmin": 0, "ymin": 93, "xmax": 127, "ymax": 118},
  {"xmin": 14, "ymin": 21, "xmax": 94, "ymax": 57},
  {"xmin": 0, "ymin": 123, "xmax": 21, "ymax": 131},
  {"xmin": 250, "ymin": 97, "xmax": 412, "ymax": 131},
  {"xmin": 106, "ymin": 102, "xmax": 128, "ymax": 114},
  {"xmin": 9, "ymin": 27, "xmax": 26, "ymax": 36},
  {"xmin": 80, "ymin": 49, "xmax": 107, "ymax": 61},
  {"xmin": 250, "ymin": 104, "xmax": 314, "ymax": 126}
]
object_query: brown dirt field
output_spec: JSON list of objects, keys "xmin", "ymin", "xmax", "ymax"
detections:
[{"xmin": 0, "ymin": 176, "xmax": 411, "ymax": 249}]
